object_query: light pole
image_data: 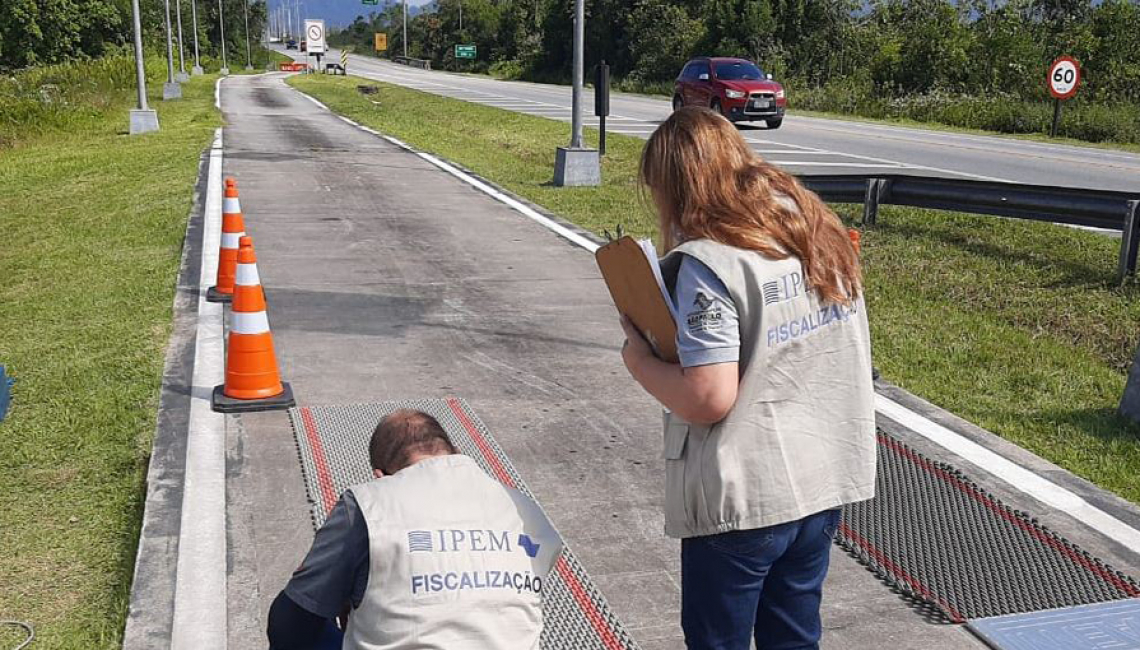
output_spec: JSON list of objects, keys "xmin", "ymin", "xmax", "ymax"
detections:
[
  {"xmin": 175, "ymin": 0, "xmax": 189, "ymax": 80},
  {"xmin": 129, "ymin": 0, "xmax": 159, "ymax": 133},
  {"xmin": 552, "ymin": 0, "xmax": 599, "ymax": 185},
  {"xmin": 162, "ymin": 0, "xmax": 182, "ymax": 99},
  {"xmin": 403, "ymin": 0, "xmax": 408, "ymax": 58},
  {"xmin": 218, "ymin": 0, "xmax": 230, "ymax": 75},
  {"xmin": 243, "ymin": 0, "xmax": 253, "ymax": 70},
  {"xmin": 190, "ymin": 0, "xmax": 203, "ymax": 74}
]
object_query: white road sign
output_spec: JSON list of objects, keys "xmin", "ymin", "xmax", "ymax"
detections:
[
  {"xmin": 304, "ymin": 19, "xmax": 326, "ymax": 55},
  {"xmin": 1048, "ymin": 56, "xmax": 1080, "ymax": 100}
]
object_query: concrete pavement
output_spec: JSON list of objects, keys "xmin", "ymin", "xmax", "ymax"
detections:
[
  {"xmin": 214, "ymin": 71, "xmax": 1140, "ymax": 649},
  {"xmin": 314, "ymin": 49, "xmax": 1140, "ymax": 193}
]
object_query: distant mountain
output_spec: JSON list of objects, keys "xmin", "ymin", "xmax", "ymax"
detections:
[{"xmin": 270, "ymin": 0, "xmax": 434, "ymax": 29}]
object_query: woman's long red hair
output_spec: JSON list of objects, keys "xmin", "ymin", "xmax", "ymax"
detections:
[{"xmin": 639, "ymin": 107, "xmax": 861, "ymax": 305}]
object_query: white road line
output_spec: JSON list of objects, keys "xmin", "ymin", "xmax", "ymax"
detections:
[
  {"xmin": 772, "ymin": 162, "xmax": 906, "ymax": 168},
  {"xmin": 300, "ymin": 92, "xmax": 329, "ymax": 111},
  {"xmin": 876, "ymin": 395, "xmax": 1140, "ymax": 555},
  {"xmin": 215, "ymin": 77, "xmax": 223, "ymax": 110},
  {"xmin": 752, "ymin": 150, "xmax": 848, "ymax": 155},
  {"xmin": 170, "ymin": 128, "xmax": 228, "ymax": 650}
]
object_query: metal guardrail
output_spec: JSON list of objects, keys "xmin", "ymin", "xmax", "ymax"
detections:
[
  {"xmin": 799, "ymin": 174, "xmax": 1140, "ymax": 282},
  {"xmin": 391, "ymin": 56, "xmax": 432, "ymax": 70}
]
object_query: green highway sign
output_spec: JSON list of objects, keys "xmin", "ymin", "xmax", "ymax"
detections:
[
  {"xmin": 455, "ymin": 44, "xmax": 476, "ymax": 59},
  {"xmin": 362, "ymin": 0, "xmax": 378, "ymax": 5}
]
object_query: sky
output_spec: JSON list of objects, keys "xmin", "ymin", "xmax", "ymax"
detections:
[{"xmin": 267, "ymin": 0, "xmax": 434, "ymax": 29}]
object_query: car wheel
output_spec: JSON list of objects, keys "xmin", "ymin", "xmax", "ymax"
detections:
[
  {"xmin": 767, "ymin": 117, "xmax": 783, "ymax": 129},
  {"xmin": 710, "ymin": 98, "xmax": 724, "ymax": 117},
  {"xmin": 672, "ymin": 95, "xmax": 683, "ymax": 112}
]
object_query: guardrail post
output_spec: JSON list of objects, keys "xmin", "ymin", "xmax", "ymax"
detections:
[
  {"xmin": 1120, "ymin": 341, "xmax": 1140, "ymax": 425},
  {"xmin": 862, "ymin": 178, "xmax": 888, "ymax": 226},
  {"xmin": 1118, "ymin": 200, "xmax": 1139, "ymax": 284}
]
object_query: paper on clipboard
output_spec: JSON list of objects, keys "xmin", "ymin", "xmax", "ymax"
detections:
[{"xmin": 595, "ymin": 236, "xmax": 679, "ymax": 363}]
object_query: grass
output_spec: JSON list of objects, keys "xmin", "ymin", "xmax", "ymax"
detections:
[
  {"xmin": 0, "ymin": 61, "xmax": 221, "ymax": 648},
  {"xmin": 289, "ymin": 74, "xmax": 1140, "ymax": 503}
]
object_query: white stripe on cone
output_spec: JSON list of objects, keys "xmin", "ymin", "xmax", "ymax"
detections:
[
  {"xmin": 235, "ymin": 262, "xmax": 260, "ymax": 287},
  {"xmin": 223, "ymin": 197, "xmax": 242, "ymax": 214},
  {"xmin": 232, "ymin": 311, "xmax": 270, "ymax": 335},
  {"xmin": 221, "ymin": 232, "xmax": 245, "ymax": 249}
]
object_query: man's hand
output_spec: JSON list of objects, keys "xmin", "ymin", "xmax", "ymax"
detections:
[{"xmin": 620, "ymin": 316, "xmax": 653, "ymax": 379}]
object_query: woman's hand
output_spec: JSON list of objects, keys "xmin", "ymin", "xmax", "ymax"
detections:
[
  {"xmin": 620, "ymin": 316, "xmax": 653, "ymax": 379},
  {"xmin": 618, "ymin": 315, "xmax": 739, "ymax": 425}
]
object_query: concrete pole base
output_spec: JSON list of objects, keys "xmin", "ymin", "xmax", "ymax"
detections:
[
  {"xmin": 219, "ymin": 67, "xmax": 230, "ymax": 76},
  {"xmin": 245, "ymin": 64, "xmax": 254, "ymax": 71},
  {"xmin": 192, "ymin": 65, "xmax": 205, "ymax": 75},
  {"xmin": 1120, "ymin": 342, "xmax": 1140, "ymax": 424},
  {"xmin": 553, "ymin": 147, "xmax": 601, "ymax": 187},
  {"xmin": 129, "ymin": 109, "xmax": 160, "ymax": 134},
  {"xmin": 162, "ymin": 82, "xmax": 182, "ymax": 100},
  {"xmin": 175, "ymin": 71, "xmax": 191, "ymax": 82}
]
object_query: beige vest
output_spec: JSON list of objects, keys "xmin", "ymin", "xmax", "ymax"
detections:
[
  {"xmin": 661, "ymin": 239, "xmax": 877, "ymax": 538},
  {"xmin": 344, "ymin": 455, "xmax": 562, "ymax": 650}
]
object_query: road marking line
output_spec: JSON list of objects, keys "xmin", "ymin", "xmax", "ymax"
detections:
[
  {"xmin": 875, "ymin": 394, "xmax": 1140, "ymax": 555},
  {"xmin": 170, "ymin": 128, "xmax": 227, "ymax": 650},
  {"xmin": 752, "ymin": 150, "xmax": 848, "ymax": 155},
  {"xmin": 771, "ymin": 162, "xmax": 906, "ymax": 168},
  {"xmin": 215, "ymin": 77, "xmax": 223, "ymax": 110},
  {"xmin": 300, "ymin": 92, "xmax": 329, "ymax": 111}
]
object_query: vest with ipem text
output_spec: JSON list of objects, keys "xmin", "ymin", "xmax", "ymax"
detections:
[
  {"xmin": 345, "ymin": 454, "xmax": 563, "ymax": 650},
  {"xmin": 660, "ymin": 238, "xmax": 877, "ymax": 538}
]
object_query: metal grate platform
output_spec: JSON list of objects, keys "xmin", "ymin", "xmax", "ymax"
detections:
[
  {"xmin": 839, "ymin": 431, "xmax": 1140, "ymax": 623},
  {"xmin": 289, "ymin": 398, "xmax": 640, "ymax": 650}
]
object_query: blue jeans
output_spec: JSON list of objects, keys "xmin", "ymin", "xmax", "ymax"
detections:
[{"xmin": 681, "ymin": 508, "xmax": 842, "ymax": 650}]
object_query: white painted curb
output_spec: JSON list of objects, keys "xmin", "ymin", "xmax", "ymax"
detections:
[{"xmin": 170, "ymin": 128, "xmax": 228, "ymax": 650}]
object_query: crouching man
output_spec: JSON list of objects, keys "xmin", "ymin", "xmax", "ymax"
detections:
[{"xmin": 268, "ymin": 409, "xmax": 563, "ymax": 649}]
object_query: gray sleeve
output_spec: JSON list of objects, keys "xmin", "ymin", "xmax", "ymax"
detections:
[
  {"xmin": 672, "ymin": 255, "xmax": 740, "ymax": 368},
  {"xmin": 283, "ymin": 490, "xmax": 371, "ymax": 618}
]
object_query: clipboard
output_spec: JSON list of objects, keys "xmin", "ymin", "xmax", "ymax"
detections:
[{"xmin": 595, "ymin": 236, "xmax": 679, "ymax": 363}]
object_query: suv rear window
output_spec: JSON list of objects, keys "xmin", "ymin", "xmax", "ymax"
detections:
[{"xmin": 714, "ymin": 62, "xmax": 764, "ymax": 80}]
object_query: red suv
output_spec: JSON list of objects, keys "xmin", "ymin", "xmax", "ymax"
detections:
[{"xmin": 673, "ymin": 57, "xmax": 786, "ymax": 128}]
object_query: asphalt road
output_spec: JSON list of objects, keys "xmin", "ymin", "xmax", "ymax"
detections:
[{"xmin": 301, "ymin": 49, "xmax": 1140, "ymax": 193}]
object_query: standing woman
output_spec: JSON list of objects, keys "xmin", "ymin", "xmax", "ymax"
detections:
[{"xmin": 620, "ymin": 107, "xmax": 876, "ymax": 650}]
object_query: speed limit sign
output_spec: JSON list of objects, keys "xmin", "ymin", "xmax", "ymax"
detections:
[{"xmin": 1048, "ymin": 56, "xmax": 1080, "ymax": 100}]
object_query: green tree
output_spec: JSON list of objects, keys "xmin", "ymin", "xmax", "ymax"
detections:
[
  {"xmin": 628, "ymin": 0, "xmax": 704, "ymax": 80},
  {"xmin": 0, "ymin": 0, "xmax": 127, "ymax": 70}
]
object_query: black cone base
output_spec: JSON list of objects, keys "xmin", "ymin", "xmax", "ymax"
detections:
[
  {"xmin": 206, "ymin": 286, "xmax": 233, "ymax": 303},
  {"xmin": 212, "ymin": 382, "xmax": 295, "ymax": 413}
]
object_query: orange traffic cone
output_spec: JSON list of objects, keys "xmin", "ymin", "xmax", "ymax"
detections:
[
  {"xmin": 212, "ymin": 235, "xmax": 295, "ymax": 413},
  {"xmin": 206, "ymin": 178, "xmax": 247, "ymax": 303}
]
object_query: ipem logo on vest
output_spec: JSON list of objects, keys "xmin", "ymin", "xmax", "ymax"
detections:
[
  {"xmin": 406, "ymin": 529, "xmax": 546, "ymax": 599},
  {"xmin": 687, "ymin": 291, "xmax": 724, "ymax": 333},
  {"xmin": 762, "ymin": 270, "xmax": 804, "ymax": 306}
]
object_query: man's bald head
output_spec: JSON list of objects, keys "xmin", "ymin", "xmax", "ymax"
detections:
[{"xmin": 370, "ymin": 410, "xmax": 457, "ymax": 475}]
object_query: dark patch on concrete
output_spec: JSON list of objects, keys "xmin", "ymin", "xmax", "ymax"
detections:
[
  {"xmin": 268, "ymin": 288, "xmax": 437, "ymax": 337},
  {"xmin": 253, "ymin": 87, "xmax": 289, "ymax": 109}
]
